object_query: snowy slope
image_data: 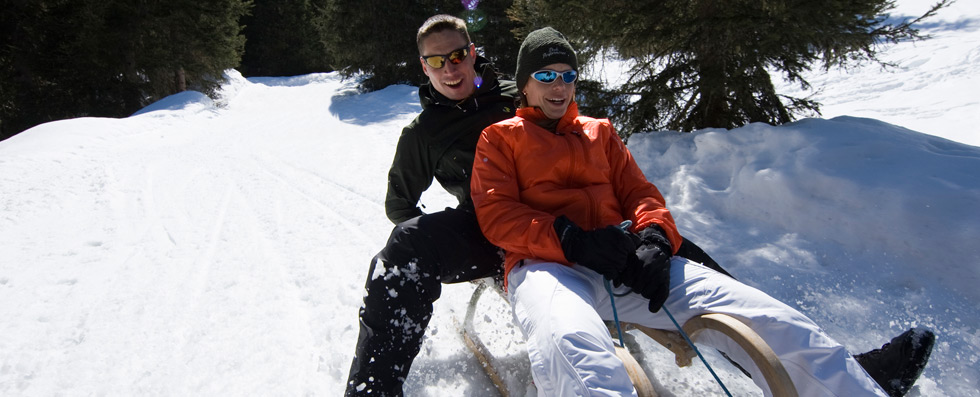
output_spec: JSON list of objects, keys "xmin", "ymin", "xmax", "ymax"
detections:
[
  {"xmin": 774, "ymin": 0, "xmax": 980, "ymax": 147},
  {"xmin": 2, "ymin": 2, "xmax": 979, "ymax": 395},
  {"xmin": 0, "ymin": 73, "xmax": 417, "ymax": 394}
]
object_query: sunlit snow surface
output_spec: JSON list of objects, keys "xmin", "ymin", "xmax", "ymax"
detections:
[{"xmin": 1, "ymin": 1, "xmax": 977, "ymax": 395}]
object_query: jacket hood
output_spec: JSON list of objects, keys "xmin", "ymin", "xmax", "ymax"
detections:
[{"xmin": 419, "ymin": 56, "xmax": 503, "ymax": 110}]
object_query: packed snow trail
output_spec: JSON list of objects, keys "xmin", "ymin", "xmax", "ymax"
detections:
[{"xmin": 0, "ymin": 73, "xmax": 432, "ymax": 394}]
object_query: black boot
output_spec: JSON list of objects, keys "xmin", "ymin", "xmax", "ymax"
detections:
[{"xmin": 854, "ymin": 328, "xmax": 936, "ymax": 396}]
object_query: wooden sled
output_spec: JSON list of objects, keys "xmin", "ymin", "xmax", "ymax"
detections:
[{"xmin": 459, "ymin": 277, "xmax": 798, "ymax": 397}]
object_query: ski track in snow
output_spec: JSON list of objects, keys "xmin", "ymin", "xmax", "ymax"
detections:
[{"xmin": 0, "ymin": 73, "xmax": 406, "ymax": 394}]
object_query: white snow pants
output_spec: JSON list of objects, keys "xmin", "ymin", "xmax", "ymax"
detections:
[{"xmin": 506, "ymin": 258, "xmax": 888, "ymax": 397}]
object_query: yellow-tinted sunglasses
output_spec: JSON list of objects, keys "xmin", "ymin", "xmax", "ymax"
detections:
[{"xmin": 421, "ymin": 45, "xmax": 471, "ymax": 69}]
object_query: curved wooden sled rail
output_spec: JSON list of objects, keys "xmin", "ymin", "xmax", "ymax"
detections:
[
  {"xmin": 628, "ymin": 313, "xmax": 799, "ymax": 397},
  {"xmin": 461, "ymin": 278, "xmax": 798, "ymax": 397}
]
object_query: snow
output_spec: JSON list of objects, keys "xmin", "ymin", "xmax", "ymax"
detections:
[
  {"xmin": 774, "ymin": 0, "xmax": 980, "ymax": 148},
  {"xmin": 1, "ymin": 2, "xmax": 979, "ymax": 395}
]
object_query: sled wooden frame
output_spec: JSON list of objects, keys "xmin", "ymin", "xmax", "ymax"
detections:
[{"xmin": 460, "ymin": 277, "xmax": 798, "ymax": 397}]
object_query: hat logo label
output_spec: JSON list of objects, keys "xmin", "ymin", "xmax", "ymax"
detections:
[{"xmin": 543, "ymin": 47, "xmax": 568, "ymax": 58}]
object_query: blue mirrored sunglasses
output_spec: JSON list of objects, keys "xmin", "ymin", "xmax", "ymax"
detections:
[{"xmin": 531, "ymin": 69, "xmax": 578, "ymax": 84}]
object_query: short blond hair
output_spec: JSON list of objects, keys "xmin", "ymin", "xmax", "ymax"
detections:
[{"xmin": 416, "ymin": 15, "xmax": 471, "ymax": 55}]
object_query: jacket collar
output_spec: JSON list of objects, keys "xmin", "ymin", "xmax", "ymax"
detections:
[
  {"xmin": 419, "ymin": 56, "xmax": 501, "ymax": 111},
  {"xmin": 517, "ymin": 101, "xmax": 581, "ymax": 135}
]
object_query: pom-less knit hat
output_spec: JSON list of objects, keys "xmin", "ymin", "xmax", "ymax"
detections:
[{"xmin": 515, "ymin": 27, "xmax": 578, "ymax": 91}]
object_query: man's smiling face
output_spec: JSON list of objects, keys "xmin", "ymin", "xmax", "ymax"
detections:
[{"xmin": 419, "ymin": 30, "xmax": 477, "ymax": 101}]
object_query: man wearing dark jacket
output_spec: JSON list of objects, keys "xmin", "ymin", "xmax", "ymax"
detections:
[{"xmin": 344, "ymin": 15, "xmax": 518, "ymax": 396}]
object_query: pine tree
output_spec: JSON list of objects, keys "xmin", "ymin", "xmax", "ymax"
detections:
[
  {"xmin": 240, "ymin": 0, "xmax": 332, "ymax": 77},
  {"xmin": 513, "ymin": 0, "xmax": 950, "ymax": 136},
  {"xmin": 140, "ymin": 0, "xmax": 251, "ymax": 99},
  {"xmin": 466, "ymin": 0, "xmax": 522, "ymax": 80},
  {"xmin": 321, "ymin": 0, "xmax": 424, "ymax": 90},
  {"xmin": 0, "ymin": 0, "xmax": 106, "ymax": 138},
  {"xmin": 0, "ymin": 0, "xmax": 251, "ymax": 140}
]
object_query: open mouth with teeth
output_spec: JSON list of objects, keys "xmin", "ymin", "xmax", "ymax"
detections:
[{"xmin": 443, "ymin": 78, "xmax": 463, "ymax": 88}]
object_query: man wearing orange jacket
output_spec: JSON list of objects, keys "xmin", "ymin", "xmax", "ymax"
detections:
[{"xmin": 471, "ymin": 27, "xmax": 933, "ymax": 397}]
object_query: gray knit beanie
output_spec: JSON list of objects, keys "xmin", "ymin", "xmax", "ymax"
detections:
[{"xmin": 515, "ymin": 27, "xmax": 578, "ymax": 91}]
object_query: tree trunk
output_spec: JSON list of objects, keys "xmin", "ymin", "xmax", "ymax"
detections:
[
  {"xmin": 123, "ymin": 47, "xmax": 143, "ymax": 110},
  {"xmin": 692, "ymin": 0, "xmax": 732, "ymax": 130},
  {"xmin": 175, "ymin": 67, "xmax": 186, "ymax": 92}
]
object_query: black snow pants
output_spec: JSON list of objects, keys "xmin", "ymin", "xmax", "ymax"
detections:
[{"xmin": 345, "ymin": 207, "xmax": 502, "ymax": 396}]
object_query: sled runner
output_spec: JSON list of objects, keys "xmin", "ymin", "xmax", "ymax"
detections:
[{"xmin": 458, "ymin": 277, "xmax": 798, "ymax": 397}]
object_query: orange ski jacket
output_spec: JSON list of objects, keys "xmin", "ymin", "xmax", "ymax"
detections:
[{"xmin": 471, "ymin": 102, "xmax": 682, "ymax": 281}]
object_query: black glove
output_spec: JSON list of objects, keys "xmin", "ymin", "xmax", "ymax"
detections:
[
  {"xmin": 614, "ymin": 225, "xmax": 673, "ymax": 312},
  {"xmin": 553, "ymin": 215, "xmax": 635, "ymax": 280}
]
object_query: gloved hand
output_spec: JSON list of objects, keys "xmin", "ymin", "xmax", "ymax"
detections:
[
  {"xmin": 553, "ymin": 215, "xmax": 635, "ymax": 280},
  {"xmin": 614, "ymin": 225, "xmax": 673, "ymax": 312}
]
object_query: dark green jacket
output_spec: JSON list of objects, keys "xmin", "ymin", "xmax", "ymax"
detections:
[{"xmin": 385, "ymin": 58, "xmax": 519, "ymax": 224}]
